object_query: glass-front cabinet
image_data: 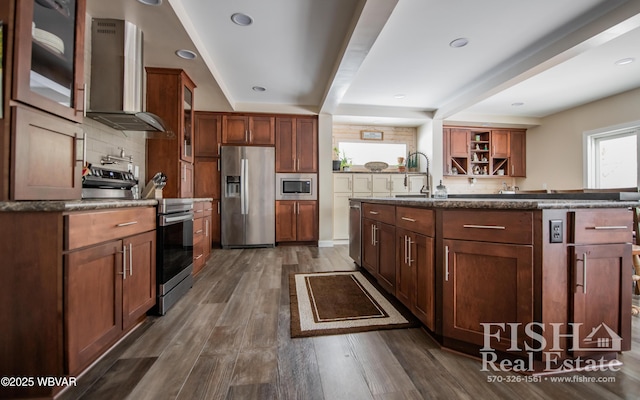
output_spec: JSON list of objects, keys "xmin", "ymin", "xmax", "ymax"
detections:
[
  {"xmin": 14, "ymin": 0, "xmax": 85, "ymax": 123},
  {"xmin": 182, "ymin": 84, "xmax": 193, "ymax": 162}
]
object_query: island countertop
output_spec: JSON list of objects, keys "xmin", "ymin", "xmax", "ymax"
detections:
[
  {"xmin": 0, "ymin": 199, "xmax": 159, "ymax": 212},
  {"xmin": 350, "ymin": 196, "xmax": 638, "ymax": 210}
]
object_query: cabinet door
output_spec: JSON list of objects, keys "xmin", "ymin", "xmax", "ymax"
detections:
[
  {"xmin": 362, "ymin": 218, "xmax": 378, "ymax": 276},
  {"xmin": 181, "ymin": 83, "xmax": 194, "ymax": 162},
  {"xmin": 14, "ymin": 0, "xmax": 86, "ymax": 123},
  {"xmin": 296, "ymin": 201, "xmax": 318, "ymax": 241},
  {"xmin": 396, "ymin": 229, "xmax": 413, "ymax": 308},
  {"xmin": 276, "ymin": 200, "xmax": 297, "ymax": 242},
  {"xmin": 192, "ymin": 216, "xmax": 206, "ymax": 276},
  {"xmin": 414, "ymin": 234, "xmax": 435, "ymax": 330},
  {"xmin": 211, "ymin": 200, "xmax": 221, "ymax": 244},
  {"xmin": 509, "ymin": 130, "xmax": 526, "ymax": 177},
  {"xmin": 407, "ymin": 175, "xmax": 426, "ymax": 194},
  {"xmin": 180, "ymin": 161, "xmax": 194, "ymax": 198},
  {"xmin": 194, "ymin": 112, "xmax": 222, "ymax": 157},
  {"xmin": 491, "ymin": 130, "xmax": 510, "ymax": 158},
  {"xmin": 390, "ymin": 174, "xmax": 408, "ymax": 195},
  {"xmin": 333, "ymin": 174, "xmax": 353, "ymax": 193},
  {"xmin": 296, "ymin": 118, "xmax": 318, "ymax": 172},
  {"xmin": 122, "ymin": 231, "xmax": 156, "ymax": 330},
  {"xmin": 376, "ymin": 222, "xmax": 396, "ymax": 294},
  {"xmin": 204, "ymin": 213, "xmax": 213, "ymax": 259},
  {"xmin": 12, "ymin": 105, "xmax": 83, "ymax": 200},
  {"xmin": 65, "ymin": 240, "xmax": 123, "ymax": 374},
  {"xmin": 222, "ymin": 115, "xmax": 249, "ymax": 144},
  {"xmin": 571, "ymin": 244, "xmax": 631, "ymax": 355},
  {"xmin": 194, "ymin": 158, "xmax": 220, "ymax": 199},
  {"xmin": 275, "ymin": 118, "xmax": 295, "ymax": 172},
  {"xmin": 372, "ymin": 174, "xmax": 390, "ymax": 193},
  {"xmin": 249, "ymin": 116, "xmax": 275, "ymax": 145},
  {"xmin": 449, "ymin": 129, "xmax": 469, "ymax": 157},
  {"xmin": 443, "ymin": 239, "xmax": 533, "ymax": 353},
  {"xmin": 353, "ymin": 174, "xmax": 372, "ymax": 193}
]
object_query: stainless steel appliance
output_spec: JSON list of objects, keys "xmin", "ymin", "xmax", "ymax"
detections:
[
  {"xmin": 221, "ymin": 146, "xmax": 275, "ymax": 248},
  {"xmin": 275, "ymin": 173, "xmax": 317, "ymax": 200},
  {"xmin": 82, "ymin": 166, "xmax": 137, "ymax": 199},
  {"xmin": 156, "ymin": 198, "xmax": 194, "ymax": 315},
  {"xmin": 349, "ymin": 200, "xmax": 362, "ymax": 266}
]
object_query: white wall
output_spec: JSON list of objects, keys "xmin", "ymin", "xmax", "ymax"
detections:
[
  {"xmin": 318, "ymin": 114, "xmax": 334, "ymax": 247},
  {"xmin": 522, "ymin": 87, "xmax": 640, "ymax": 191}
]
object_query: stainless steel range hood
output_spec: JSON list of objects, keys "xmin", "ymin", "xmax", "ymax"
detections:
[{"xmin": 87, "ymin": 19, "xmax": 174, "ymax": 138}]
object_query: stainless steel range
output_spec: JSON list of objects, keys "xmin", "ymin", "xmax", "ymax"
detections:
[
  {"xmin": 156, "ymin": 198, "xmax": 194, "ymax": 315},
  {"xmin": 82, "ymin": 166, "xmax": 137, "ymax": 199}
]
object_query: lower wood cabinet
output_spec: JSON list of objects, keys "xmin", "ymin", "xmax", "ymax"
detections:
[
  {"xmin": 442, "ymin": 239, "xmax": 533, "ymax": 353},
  {"xmin": 64, "ymin": 208, "xmax": 156, "ymax": 375},
  {"xmin": 362, "ymin": 218, "xmax": 396, "ymax": 294},
  {"xmin": 396, "ymin": 228, "xmax": 435, "ymax": 330},
  {"xmin": 276, "ymin": 200, "xmax": 318, "ymax": 242},
  {"xmin": 193, "ymin": 201, "xmax": 213, "ymax": 276}
]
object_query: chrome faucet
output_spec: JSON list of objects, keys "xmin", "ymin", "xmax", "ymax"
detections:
[{"xmin": 405, "ymin": 151, "xmax": 431, "ymax": 195}]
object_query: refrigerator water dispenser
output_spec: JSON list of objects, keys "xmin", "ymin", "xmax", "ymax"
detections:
[{"xmin": 226, "ymin": 176, "xmax": 241, "ymax": 197}]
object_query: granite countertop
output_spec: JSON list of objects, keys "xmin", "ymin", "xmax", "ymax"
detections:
[
  {"xmin": 0, "ymin": 199, "xmax": 159, "ymax": 212},
  {"xmin": 351, "ymin": 196, "xmax": 639, "ymax": 210}
]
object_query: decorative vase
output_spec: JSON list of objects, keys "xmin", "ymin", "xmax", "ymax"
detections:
[{"xmin": 332, "ymin": 160, "xmax": 341, "ymax": 171}]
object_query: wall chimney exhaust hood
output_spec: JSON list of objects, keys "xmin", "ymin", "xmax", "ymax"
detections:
[{"xmin": 87, "ymin": 19, "xmax": 174, "ymax": 138}]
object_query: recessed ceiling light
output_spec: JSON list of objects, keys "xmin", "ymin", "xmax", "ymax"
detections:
[
  {"xmin": 394, "ymin": 94, "xmax": 406, "ymax": 99},
  {"xmin": 449, "ymin": 38, "xmax": 469, "ymax": 48},
  {"xmin": 175, "ymin": 49, "xmax": 197, "ymax": 60},
  {"xmin": 511, "ymin": 102, "xmax": 524, "ymax": 107},
  {"xmin": 252, "ymin": 86, "xmax": 266, "ymax": 92},
  {"xmin": 615, "ymin": 57, "xmax": 635, "ymax": 66},
  {"xmin": 231, "ymin": 13, "xmax": 253, "ymax": 26},
  {"xmin": 137, "ymin": 0, "xmax": 162, "ymax": 5}
]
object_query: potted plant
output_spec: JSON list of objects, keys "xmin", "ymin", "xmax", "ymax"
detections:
[
  {"xmin": 407, "ymin": 154, "xmax": 418, "ymax": 172},
  {"xmin": 332, "ymin": 147, "xmax": 341, "ymax": 171},
  {"xmin": 340, "ymin": 150, "xmax": 352, "ymax": 171}
]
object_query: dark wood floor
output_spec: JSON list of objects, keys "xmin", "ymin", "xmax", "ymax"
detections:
[{"xmin": 60, "ymin": 245, "xmax": 640, "ymax": 400}]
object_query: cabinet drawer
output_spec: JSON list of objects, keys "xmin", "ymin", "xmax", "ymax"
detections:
[
  {"xmin": 443, "ymin": 210, "xmax": 533, "ymax": 244},
  {"xmin": 193, "ymin": 217, "xmax": 204, "ymax": 237},
  {"xmin": 193, "ymin": 202, "xmax": 205, "ymax": 216},
  {"xmin": 396, "ymin": 207, "xmax": 434, "ymax": 236},
  {"xmin": 362, "ymin": 203, "xmax": 395, "ymax": 225},
  {"xmin": 202, "ymin": 202, "xmax": 213, "ymax": 217},
  {"xmin": 569, "ymin": 209, "xmax": 632, "ymax": 244},
  {"xmin": 66, "ymin": 208, "xmax": 156, "ymax": 250}
]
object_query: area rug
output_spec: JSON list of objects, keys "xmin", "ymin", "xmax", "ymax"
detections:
[{"xmin": 289, "ymin": 271, "xmax": 418, "ymax": 338}]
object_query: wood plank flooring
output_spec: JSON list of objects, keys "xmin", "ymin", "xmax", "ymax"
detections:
[{"xmin": 60, "ymin": 246, "xmax": 640, "ymax": 400}]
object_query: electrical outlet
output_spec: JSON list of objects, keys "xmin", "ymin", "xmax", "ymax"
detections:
[{"xmin": 549, "ymin": 220, "xmax": 563, "ymax": 243}]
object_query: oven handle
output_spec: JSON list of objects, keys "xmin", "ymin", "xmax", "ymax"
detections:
[{"xmin": 160, "ymin": 212, "xmax": 194, "ymax": 226}]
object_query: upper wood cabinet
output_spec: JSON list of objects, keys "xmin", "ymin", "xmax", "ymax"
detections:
[
  {"xmin": 145, "ymin": 68, "xmax": 196, "ymax": 198},
  {"xmin": 194, "ymin": 112, "xmax": 222, "ymax": 157},
  {"xmin": 12, "ymin": 0, "xmax": 86, "ymax": 123},
  {"xmin": 443, "ymin": 126, "xmax": 526, "ymax": 177},
  {"xmin": 222, "ymin": 114, "xmax": 275, "ymax": 145},
  {"xmin": 275, "ymin": 116, "xmax": 318, "ymax": 173}
]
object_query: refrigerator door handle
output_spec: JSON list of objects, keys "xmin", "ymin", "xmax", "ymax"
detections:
[
  {"xmin": 240, "ymin": 158, "xmax": 246, "ymax": 215},
  {"xmin": 243, "ymin": 158, "xmax": 250, "ymax": 215}
]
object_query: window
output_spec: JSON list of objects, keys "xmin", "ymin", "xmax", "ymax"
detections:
[
  {"xmin": 585, "ymin": 124, "xmax": 640, "ymax": 189},
  {"xmin": 338, "ymin": 142, "xmax": 407, "ymax": 166}
]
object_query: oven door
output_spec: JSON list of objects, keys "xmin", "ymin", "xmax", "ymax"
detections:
[{"xmin": 157, "ymin": 212, "xmax": 194, "ymax": 289}]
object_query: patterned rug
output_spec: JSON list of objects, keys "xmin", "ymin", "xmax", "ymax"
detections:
[{"xmin": 289, "ymin": 271, "xmax": 417, "ymax": 338}]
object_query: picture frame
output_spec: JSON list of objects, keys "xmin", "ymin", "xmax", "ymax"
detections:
[{"xmin": 361, "ymin": 130, "xmax": 383, "ymax": 140}]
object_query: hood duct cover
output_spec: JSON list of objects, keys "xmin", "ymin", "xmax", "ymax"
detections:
[{"xmin": 87, "ymin": 19, "xmax": 173, "ymax": 138}]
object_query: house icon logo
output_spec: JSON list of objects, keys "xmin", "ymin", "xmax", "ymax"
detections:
[{"xmin": 577, "ymin": 323, "xmax": 622, "ymax": 352}]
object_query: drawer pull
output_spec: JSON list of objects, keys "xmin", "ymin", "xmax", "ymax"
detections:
[
  {"xmin": 445, "ymin": 245, "xmax": 450, "ymax": 282},
  {"xmin": 587, "ymin": 225, "xmax": 628, "ymax": 230},
  {"xmin": 463, "ymin": 224, "xmax": 506, "ymax": 230},
  {"xmin": 129, "ymin": 243, "xmax": 133, "ymax": 276},
  {"xmin": 401, "ymin": 217, "xmax": 416, "ymax": 222},
  {"xmin": 195, "ymin": 229, "xmax": 204, "ymax": 234},
  {"xmin": 116, "ymin": 221, "xmax": 138, "ymax": 227},
  {"xmin": 369, "ymin": 211, "xmax": 379, "ymax": 215},
  {"xmin": 195, "ymin": 254, "xmax": 204, "ymax": 260},
  {"xmin": 196, "ymin": 209, "xmax": 204, "ymax": 213}
]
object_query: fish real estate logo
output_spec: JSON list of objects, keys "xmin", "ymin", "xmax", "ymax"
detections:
[{"xmin": 479, "ymin": 322, "xmax": 623, "ymax": 373}]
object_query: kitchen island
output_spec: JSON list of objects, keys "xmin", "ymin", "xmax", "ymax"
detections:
[{"xmin": 351, "ymin": 196, "xmax": 636, "ymax": 374}]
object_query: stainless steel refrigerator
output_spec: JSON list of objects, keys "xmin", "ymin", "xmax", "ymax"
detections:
[{"xmin": 221, "ymin": 146, "xmax": 275, "ymax": 248}]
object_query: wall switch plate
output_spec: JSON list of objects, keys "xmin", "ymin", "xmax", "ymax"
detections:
[{"xmin": 550, "ymin": 220, "xmax": 563, "ymax": 243}]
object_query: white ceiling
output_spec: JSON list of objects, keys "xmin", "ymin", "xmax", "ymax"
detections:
[{"xmin": 86, "ymin": 0, "xmax": 640, "ymax": 128}]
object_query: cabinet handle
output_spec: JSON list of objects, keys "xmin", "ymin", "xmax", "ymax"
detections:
[
  {"xmin": 119, "ymin": 245, "xmax": 127, "ymax": 280},
  {"xmin": 196, "ymin": 209, "xmax": 204, "ymax": 214},
  {"xmin": 511, "ymin": 165, "xmax": 514, "ymax": 175},
  {"xmin": 249, "ymin": 130, "xmax": 252, "ymax": 142},
  {"xmin": 369, "ymin": 211, "xmax": 379, "ymax": 215},
  {"xmin": 463, "ymin": 224, "xmax": 505, "ymax": 230},
  {"xmin": 348, "ymin": 179, "xmax": 352, "ymax": 191},
  {"xmin": 195, "ymin": 254, "xmax": 204, "ymax": 260},
  {"xmin": 401, "ymin": 217, "xmax": 416, "ymax": 222},
  {"xmin": 217, "ymin": 159, "xmax": 221, "ymax": 172},
  {"xmin": 129, "ymin": 243, "xmax": 133, "ymax": 276},
  {"xmin": 404, "ymin": 235, "xmax": 408, "ymax": 264},
  {"xmin": 116, "ymin": 221, "xmax": 138, "ymax": 227},
  {"xmin": 195, "ymin": 229, "xmax": 204, "ymax": 234},
  {"xmin": 408, "ymin": 237, "xmax": 413, "ymax": 265},
  {"xmin": 206, "ymin": 220, "xmax": 209, "ymax": 237},
  {"xmin": 75, "ymin": 132, "xmax": 87, "ymax": 165},
  {"xmin": 577, "ymin": 252, "xmax": 587, "ymax": 293},
  {"xmin": 217, "ymin": 202, "xmax": 221, "ymax": 214},
  {"xmin": 587, "ymin": 225, "xmax": 628, "ymax": 230},
  {"xmin": 245, "ymin": 130, "xmax": 249, "ymax": 142},
  {"xmin": 445, "ymin": 245, "xmax": 450, "ymax": 282},
  {"xmin": 218, "ymin": 143, "xmax": 221, "ymax": 156}
]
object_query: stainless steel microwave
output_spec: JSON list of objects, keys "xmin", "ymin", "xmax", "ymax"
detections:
[{"xmin": 276, "ymin": 173, "xmax": 317, "ymax": 200}]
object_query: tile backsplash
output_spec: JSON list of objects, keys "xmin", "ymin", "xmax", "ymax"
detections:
[{"xmin": 83, "ymin": 118, "xmax": 147, "ymax": 187}]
